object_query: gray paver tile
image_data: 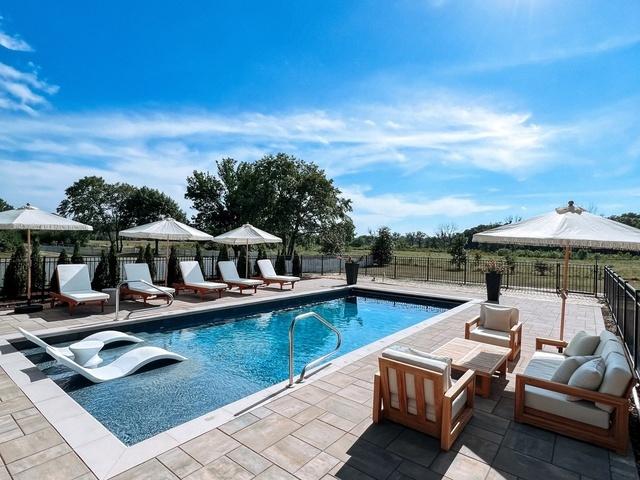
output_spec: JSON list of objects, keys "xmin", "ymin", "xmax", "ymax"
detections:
[
  {"xmin": 326, "ymin": 433, "xmax": 401, "ymax": 480},
  {"xmin": 262, "ymin": 435, "xmax": 320, "ymax": 472},
  {"xmin": 320, "ymin": 412, "xmax": 358, "ymax": 432},
  {"xmin": 184, "ymin": 456, "xmax": 252, "ymax": 480},
  {"xmin": 266, "ymin": 395, "xmax": 311, "ymax": 418},
  {"xmin": 227, "ymin": 445, "xmax": 272, "ymax": 475},
  {"xmin": 452, "ymin": 429, "xmax": 500, "ymax": 464},
  {"xmin": 157, "ymin": 447, "xmax": 203, "ymax": 478},
  {"xmin": 5, "ymin": 443, "xmax": 72, "ymax": 476},
  {"xmin": 386, "ymin": 429, "xmax": 440, "ymax": 468},
  {"xmin": 294, "ymin": 418, "xmax": 345, "ymax": 450},
  {"xmin": 254, "ymin": 464, "xmax": 298, "ymax": 479},
  {"xmin": 502, "ymin": 428, "xmax": 554, "ymax": 461},
  {"xmin": 552, "ymin": 436, "xmax": 611, "ymax": 479},
  {"xmin": 0, "ymin": 426, "xmax": 63, "ymax": 464},
  {"xmin": 232, "ymin": 413, "xmax": 300, "ymax": 452},
  {"xmin": 430, "ymin": 450, "xmax": 491, "ymax": 480},
  {"xmin": 218, "ymin": 413, "xmax": 260, "ymax": 435},
  {"xmin": 493, "ymin": 446, "xmax": 580, "ymax": 480},
  {"xmin": 317, "ymin": 395, "xmax": 370, "ymax": 424},
  {"xmin": 296, "ymin": 451, "xmax": 340, "ymax": 480},
  {"xmin": 12, "ymin": 452, "xmax": 89, "ymax": 480},
  {"xmin": 111, "ymin": 458, "xmax": 179, "ymax": 480},
  {"xmin": 396, "ymin": 459, "xmax": 449, "ymax": 480},
  {"xmin": 180, "ymin": 429, "xmax": 240, "ymax": 465}
]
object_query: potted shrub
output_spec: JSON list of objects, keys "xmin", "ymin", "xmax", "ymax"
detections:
[
  {"xmin": 483, "ymin": 260, "xmax": 505, "ymax": 302},
  {"xmin": 340, "ymin": 255, "xmax": 362, "ymax": 285}
]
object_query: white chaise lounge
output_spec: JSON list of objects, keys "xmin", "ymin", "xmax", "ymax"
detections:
[
  {"xmin": 47, "ymin": 345, "xmax": 186, "ymax": 383},
  {"xmin": 257, "ymin": 259, "xmax": 300, "ymax": 290},
  {"xmin": 50, "ymin": 264, "xmax": 110, "ymax": 315},
  {"xmin": 177, "ymin": 261, "xmax": 228, "ymax": 300},
  {"xmin": 218, "ymin": 261, "xmax": 263, "ymax": 294},
  {"xmin": 18, "ymin": 327, "xmax": 142, "ymax": 360},
  {"xmin": 122, "ymin": 263, "xmax": 174, "ymax": 304}
]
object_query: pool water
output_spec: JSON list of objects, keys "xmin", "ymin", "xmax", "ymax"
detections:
[{"xmin": 26, "ymin": 292, "xmax": 454, "ymax": 445}]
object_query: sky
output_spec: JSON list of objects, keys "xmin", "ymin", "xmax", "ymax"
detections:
[{"xmin": 0, "ymin": 0, "xmax": 639, "ymax": 235}]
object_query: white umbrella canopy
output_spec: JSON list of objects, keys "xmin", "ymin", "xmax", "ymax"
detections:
[
  {"xmin": 473, "ymin": 201, "xmax": 640, "ymax": 339},
  {"xmin": 0, "ymin": 204, "xmax": 93, "ymax": 304},
  {"xmin": 119, "ymin": 218, "xmax": 214, "ymax": 283},
  {"xmin": 213, "ymin": 224, "xmax": 282, "ymax": 277}
]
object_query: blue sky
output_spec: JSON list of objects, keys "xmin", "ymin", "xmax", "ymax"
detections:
[{"xmin": 1, "ymin": 0, "xmax": 639, "ymax": 234}]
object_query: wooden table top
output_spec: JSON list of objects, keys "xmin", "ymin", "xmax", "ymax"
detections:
[{"xmin": 432, "ymin": 338, "xmax": 510, "ymax": 377}]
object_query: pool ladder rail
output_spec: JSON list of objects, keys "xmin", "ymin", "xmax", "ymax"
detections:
[
  {"xmin": 113, "ymin": 279, "xmax": 174, "ymax": 321},
  {"xmin": 288, "ymin": 311, "xmax": 342, "ymax": 387}
]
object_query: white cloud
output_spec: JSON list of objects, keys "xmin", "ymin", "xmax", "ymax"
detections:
[{"xmin": 0, "ymin": 30, "xmax": 33, "ymax": 52}]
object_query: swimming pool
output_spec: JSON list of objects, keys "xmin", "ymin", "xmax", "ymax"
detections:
[{"xmin": 22, "ymin": 290, "xmax": 457, "ymax": 445}]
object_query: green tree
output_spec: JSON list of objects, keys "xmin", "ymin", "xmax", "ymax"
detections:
[
  {"xmin": 292, "ymin": 251, "xmax": 302, "ymax": 277},
  {"xmin": 135, "ymin": 246, "xmax": 145, "ymax": 263},
  {"xmin": 107, "ymin": 243, "xmax": 120, "ymax": 287},
  {"xmin": 71, "ymin": 242, "xmax": 84, "ymax": 264},
  {"xmin": 319, "ymin": 218, "xmax": 355, "ymax": 255},
  {"xmin": 92, "ymin": 250, "xmax": 109, "ymax": 291},
  {"xmin": 275, "ymin": 250, "xmax": 286, "ymax": 275},
  {"xmin": 167, "ymin": 246, "xmax": 182, "ymax": 286},
  {"xmin": 122, "ymin": 186, "xmax": 187, "ymax": 226},
  {"xmin": 2, "ymin": 244, "xmax": 27, "ymax": 298},
  {"xmin": 609, "ymin": 212, "xmax": 640, "ymax": 229},
  {"xmin": 448, "ymin": 234, "xmax": 467, "ymax": 271},
  {"xmin": 185, "ymin": 154, "xmax": 352, "ymax": 254},
  {"xmin": 194, "ymin": 242, "xmax": 204, "ymax": 274},
  {"xmin": 534, "ymin": 261, "xmax": 550, "ymax": 276},
  {"xmin": 0, "ymin": 198, "xmax": 12, "ymax": 211},
  {"xmin": 237, "ymin": 248, "xmax": 248, "ymax": 278},
  {"xmin": 0, "ymin": 198, "xmax": 19, "ymax": 251},
  {"xmin": 49, "ymin": 249, "xmax": 70, "ymax": 293},
  {"xmin": 216, "ymin": 246, "xmax": 229, "ymax": 278},
  {"xmin": 144, "ymin": 244, "xmax": 156, "ymax": 280},
  {"xmin": 371, "ymin": 227, "xmax": 394, "ymax": 266},
  {"xmin": 30, "ymin": 239, "xmax": 44, "ymax": 294}
]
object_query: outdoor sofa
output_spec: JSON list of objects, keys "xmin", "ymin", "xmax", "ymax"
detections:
[{"xmin": 514, "ymin": 330, "xmax": 635, "ymax": 453}]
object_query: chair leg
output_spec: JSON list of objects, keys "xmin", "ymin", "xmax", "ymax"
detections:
[{"xmin": 372, "ymin": 373, "xmax": 382, "ymax": 424}]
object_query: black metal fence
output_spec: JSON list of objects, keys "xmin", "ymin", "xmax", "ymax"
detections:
[
  {"xmin": 603, "ymin": 266, "xmax": 639, "ymax": 378},
  {"xmin": 1, "ymin": 253, "xmax": 603, "ymax": 301}
]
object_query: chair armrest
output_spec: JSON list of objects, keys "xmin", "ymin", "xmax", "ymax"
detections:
[
  {"xmin": 510, "ymin": 322, "xmax": 522, "ymax": 334},
  {"xmin": 445, "ymin": 370, "xmax": 475, "ymax": 400},
  {"xmin": 465, "ymin": 316, "xmax": 480, "ymax": 338},
  {"xmin": 516, "ymin": 374, "xmax": 628, "ymax": 407},
  {"xmin": 535, "ymin": 337, "xmax": 568, "ymax": 350}
]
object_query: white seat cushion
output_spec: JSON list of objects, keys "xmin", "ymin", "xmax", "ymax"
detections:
[
  {"xmin": 523, "ymin": 351, "xmax": 609, "ymax": 429},
  {"xmin": 63, "ymin": 290, "xmax": 110, "ymax": 302},
  {"xmin": 565, "ymin": 331, "xmax": 600, "ymax": 356},
  {"xmin": 128, "ymin": 285, "xmax": 175, "ymax": 295},
  {"xmin": 184, "ymin": 281, "xmax": 227, "ymax": 290},
  {"xmin": 468, "ymin": 326, "xmax": 510, "ymax": 348}
]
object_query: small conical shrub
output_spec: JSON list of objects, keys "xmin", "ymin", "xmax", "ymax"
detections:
[
  {"xmin": 71, "ymin": 242, "xmax": 84, "ymax": 264},
  {"xmin": 30, "ymin": 239, "xmax": 45, "ymax": 294},
  {"xmin": 237, "ymin": 247, "xmax": 248, "ymax": 278},
  {"xmin": 167, "ymin": 246, "xmax": 182, "ymax": 286},
  {"xmin": 107, "ymin": 243, "xmax": 119, "ymax": 287},
  {"xmin": 92, "ymin": 250, "xmax": 109, "ymax": 291},
  {"xmin": 275, "ymin": 250, "xmax": 286, "ymax": 275},
  {"xmin": 2, "ymin": 244, "xmax": 28, "ymax": 298},
  {"xmin": 49, "ymin": 249, "xmax": 70, "ymax": 293},
  {"xmin": 135, "ymin": 246, "xmax": 145, "ymax": 263},
  {"xmin": 144, "ymin": 244, "xmax": 156, "ymax": 281},
  {"xmin": 216, "ymin": 246, "xmax": 229, "ymax": 278},
  {"xmin": 253, "ymin": 246, "xmax": 265, "ymax": 276},
  {"xmin": 292, "ymin": 250, "xmax": 302, "ymax": 277},
  {"xmin": 195, "ymin": 242, "xmax": 204, "ymax": 274}
]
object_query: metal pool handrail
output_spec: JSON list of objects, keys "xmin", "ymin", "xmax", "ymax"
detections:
[
  {"xmin": 114, "ymin": 279, "xmax": 174, "ymax": 321},
  {"xmin": 289, "ymin": 311, "xmax": 342, "ymax": 387}
]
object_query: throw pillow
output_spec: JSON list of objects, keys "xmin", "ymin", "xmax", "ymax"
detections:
[
  {"xmin": 550, "ymin": 355, "xmax": 597, "ymax": 384},
  {"xmin": 483, "ymin": 305, "xmax": 513, "ymax": 332},
  {"xmin": 566, "ymin": 357, "xmax": 606, "ymax": 401},
  {"xmin": 564, "ymin": 331, "xmax": 600, "ymax": 356}
]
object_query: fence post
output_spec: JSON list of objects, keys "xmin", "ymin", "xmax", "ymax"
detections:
[
  {"xmin": 593, "ymin": 261, "xmax": 598, "ymax": 296},
  {"xmin": 364, "ymin": 255, "xmax": 367, "ymax": 276},
  {"xmin": 463, "ymin": 259, "xmax": 467, "ymax": 285},
  {"xmin": 321, "ymin": 255, "xmax": 324, "ymax": 276},
  {"xmin": 635, "ymin": 289, "xmax": 639, "ymax": 373},
  {"xmin": 623, "ymin": 281, "xmax": 628, "ymax": 341},
  {"xmin": 41, "ymin": 257, "xmax": 46, "ymax": 301},
  {"xmin": 555, "ymin": 263, "xmax": 560, "ymax": 291},
  {"xmin": 394, "ymin": 256, "xmax": 397, "ymax": 279},
  {"xmin": 339, "ymin": 259, "xmax": 342, "ymax": 275}
]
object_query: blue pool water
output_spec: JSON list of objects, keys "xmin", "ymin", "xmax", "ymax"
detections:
[{"xmin": 25, "ymin": 292, "xmax": 455, "ymax": 445}]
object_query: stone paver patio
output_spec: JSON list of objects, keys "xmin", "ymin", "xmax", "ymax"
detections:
[{"xmin": 0, "ymin": 278, "xmax": 637, "ymax": 479}]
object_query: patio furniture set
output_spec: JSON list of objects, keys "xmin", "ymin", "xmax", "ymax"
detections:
[{"xmin": 373, "ymin": 303, "xmax": 636, "ymax": 455}]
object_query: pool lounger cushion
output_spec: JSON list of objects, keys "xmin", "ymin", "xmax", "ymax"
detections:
[
  {"xmin": 123, "ymin": 263, "xmax": 175, "ymax": 296},
  {"xmin": 47, "ymin": 345, "xmax": 186, "ymax": 383},
  {"xmin": 18, "ymin": 327, "xmax": 143, "ymax": 359},
  {"xmin": 179, "ymin": 261, "xmax": 228, "ymax": 291},
  {"xmin": 257, "ymin": 259, "xmax": 300, "ymax": 286},
  {"xmin": 218, "ymin": 261, "xmax": 263, "ymax": 290}
]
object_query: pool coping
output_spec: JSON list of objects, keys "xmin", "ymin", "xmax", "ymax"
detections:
[{"xmin": 0, "ymin": 285, "xmax": 480, "ymax": 479}]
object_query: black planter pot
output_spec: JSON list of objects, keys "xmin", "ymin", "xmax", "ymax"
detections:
[
  {"xmin": 345, "ymin": 262, "xmax": 359, "ymax": 285},
  {"xmin": 485, "ymin": 272, "xmax": 502, "ymax": 302}
]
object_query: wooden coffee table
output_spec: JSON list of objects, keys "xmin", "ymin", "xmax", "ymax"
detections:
[{"xmin": 432, "ymin": 338, "xmax": 510, "ymax": 398}]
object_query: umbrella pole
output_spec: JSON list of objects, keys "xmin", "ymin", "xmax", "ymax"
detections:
[
  {"xmin": 26, "ymin": 229, "xmax": 31, "ymax": 303},
  {"xmin": 165, "ymin": 239, "xmax": 170, "ymax": 285},
  {"xmin": 559, "ymin": 245, "xmax": 572, "ymax": 340},
  {"xmin": 246, "ymin": 239, "xmax": 249, "ymax": 278}
]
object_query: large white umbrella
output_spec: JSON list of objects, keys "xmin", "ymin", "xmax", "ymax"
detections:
[
  {"xmin": 473, "ymin": 201, "xmax": 640, "ymax": 339},
  {"xmin": 213, "ymin": 224, "xmax": 282, "ymax": 277},
  {"xmin": 0, "ymin": 204, "xmax": 93, "ymax": 307},
  {"xmin": 119, "ymin": 218, "xmax": 214, "ymax": 283}
]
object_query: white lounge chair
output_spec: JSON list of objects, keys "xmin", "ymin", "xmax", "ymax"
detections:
[
  {"xmin": 122, "ymin": 263, "xmax": 174, "ymax": 304},
  {"xmin": 18, "ymin": 327, "xmax": 142, "ymax": 359},
  {"xmin": 46, "ymin": 345, "xmax": 186, "ymax": 383},
  {"xmin": 50, "ymin": 264, "xmax": 110, "ymax": 315},
  {"xmin": 218, "ymin": 261, "xmax": 263, "ymax": 294},
  {"xmin": 257, "ymin": 259, "xmax": 300, "ymax": 290},
  {"xmin": 177, "ymin": 261, "xmax": 228, "ymax": 300}
]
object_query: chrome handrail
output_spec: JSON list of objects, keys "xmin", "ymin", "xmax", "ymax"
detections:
[
  {"xmin": 289, "ymin": 311, "xmax": 342, "ymax": 387},
  {"xmin": 114, "ymin": 279, "xmax": 174, "ymax": 321}
]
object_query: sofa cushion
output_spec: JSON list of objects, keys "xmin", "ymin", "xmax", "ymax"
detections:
[
  {"xmin": 483, "ymin": 307, "xmax": 513, "ymax": 332},
  {"xmin": 593, "ymin": 331, "xmax": 618, "ymax": 354},
  {"xmin": 480, "ymin": 304, "xmax": 518, "ymax": 328},
  {"xmin": 468, "ymin": 327, "xmax": 510, "ymax": 348},
  {"xmin": 550, "ymin": 356, "xmax": 596, "ymax": 384},
  {"xmin": 566, "ymin": 357, "xmax": 605, "ymax": 400},
  {"xmin": 565, "ymin": 331, "xmax": 600, "ymax": 356},
  {"xmin": 595, "ymin": 352, "xmax": 633, "ymax": 412},
  {"xmin": 599, "ymin": 339, "xmax": 626, "ymax": 360},
  {"xmin": 523, "ymin": 351, "xmax": 610, "ymax": 429}
]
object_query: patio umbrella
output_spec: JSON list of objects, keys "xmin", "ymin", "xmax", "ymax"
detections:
[
  {"xmin": 473, "ymin": 201, "xmax": 640, "ymax": 339},
  {"xmin": 213, "ymin": 224, "xmax": 282, "ymax": 277},
  {"xmin": 0, "ymin": 204, "xmax": 93, "ymax": 312},
  {"xmin": 119, "ymin": 218, "xmax": 214, "ymax": 283}
]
